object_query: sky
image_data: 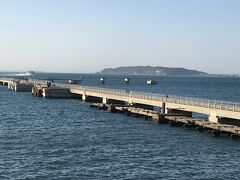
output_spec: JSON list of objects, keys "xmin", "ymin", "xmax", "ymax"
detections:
[{"xmin": 0, "ymin": 0, "xmax": 239, "ymax": 74}]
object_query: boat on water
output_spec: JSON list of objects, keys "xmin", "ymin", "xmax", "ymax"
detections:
[
  {"xmin": 147, "ymin": 79, "xmax": 157, "ymax": 85},
  {"xmin": 15, "ymin": 71, "xmax": 35, "ymax": 76},
  {"xmin": 26, "ymin": 71, "xmax": 35, "ymax": 75}
]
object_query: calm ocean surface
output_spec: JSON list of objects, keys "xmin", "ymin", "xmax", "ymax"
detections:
[{"xmin": 0, "ymin": 73, "xmax": 240, "ymax": 179}]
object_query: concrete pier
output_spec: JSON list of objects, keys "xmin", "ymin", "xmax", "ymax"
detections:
[
  {"xmin": 58, "ymin": 84, "xmax": 240, "ymax": 124},
  {"xmin": 1, "ymin": 77, "xmax": 240, "ymax": 124},
  {"xmin": 32, "ymin": 84, "xmax": 80, "ymax": 98},
  {"xmin": 8, "ymin": 82, "xmax": 32, "ymax": 92},
  {"xmin": 1, "ymin": 77, "xmax": 240, "ymax": 139},
  {"xmin": 42, "ymin": 87, "xmax": 71, "ymax": 98}
]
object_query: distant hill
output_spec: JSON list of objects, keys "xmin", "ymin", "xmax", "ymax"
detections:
[{"xmin": 97, "ymin": 66, "xmax": 207, "ymax": 76}]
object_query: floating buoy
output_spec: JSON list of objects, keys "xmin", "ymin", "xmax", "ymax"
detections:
[
  {"xmin": 100, "ymin": 77, "xmax": 105, "ymax": 84},
  {"xmin": 124, "ymin": 78, "xmax": 129, "ymax": 85}
]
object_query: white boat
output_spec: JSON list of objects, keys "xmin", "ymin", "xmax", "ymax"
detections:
[
  {"xmin": 147, "ymin": 79, "xmax": 157, "ymax": 85},
  {"xmin": 16, "ymin": 71, "xmax": 35, "ymax": 76}
]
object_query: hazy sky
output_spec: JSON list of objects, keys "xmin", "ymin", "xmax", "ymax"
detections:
[{"xmin": 0, "ymin": 0, "xmax": 239, "ymax": 74}]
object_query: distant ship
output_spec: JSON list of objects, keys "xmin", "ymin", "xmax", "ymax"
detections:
[
  {"xmin": 26, "ymin": 71, "xmax": 35, "ymax": 75},
  {"xmin": 16, "ymin": 71, "xmax": 35, "ymax": 76}
]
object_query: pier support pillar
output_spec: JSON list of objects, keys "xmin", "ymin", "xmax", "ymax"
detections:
[
  {"xmin": 152, "ymin": 114, "xmax": 168, "ymax": 123},
  {"xmin": 161, "ymin": 102, "xmax": 166, "ymax": 114},
  {"xmin": 82, "ymin": 94, "xmax": 86, "ymax": 101},
  {"xmin": 209, "ymin": 111, "xmax": 218, "ymax": 123},
  {"xmin": 102, "ymin": 98, "xmax": 108, "ymax": 104},
  {"xmin": 128, "ymin": 102, "xmax": 133, "ymax": 106}
]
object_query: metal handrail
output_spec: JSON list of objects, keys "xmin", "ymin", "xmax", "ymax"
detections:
[
  {"xmin": 56, "ymin": 84, "xmax": 240, "ymax": 112},
  {"xmin": 1, "ymin": 78, "xmax": 240, "ymax": 113}
]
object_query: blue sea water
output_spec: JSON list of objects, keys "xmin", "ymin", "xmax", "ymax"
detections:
[{"xmin": 0, "ymin": 73, "xmax": 240, "ymax": 179}]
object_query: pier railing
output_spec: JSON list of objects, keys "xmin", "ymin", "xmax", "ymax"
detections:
[
  {"xmin": 56, "ymin": 84, "xmax": 240, "ymax": 113},
  {"xmin": 2, "ymin": 78, "xmax": 240, "ymax": 112},
  {"xmin": 129, "ymin": 91, "xmax": 240, "ymax": 112}
]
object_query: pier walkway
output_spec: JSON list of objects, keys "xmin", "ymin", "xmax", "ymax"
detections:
[
  {"xmin": 56, "ymin": 83, "xmax": 240, "ymax": 124},
  {"xmin": 1, "ymin": 77, "xmax": 240, "ymax": 125}
]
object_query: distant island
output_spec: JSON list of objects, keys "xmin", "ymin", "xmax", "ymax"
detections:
[{"xmin": 97, "ymin": 66, "xmax": 208, "ymax": 76}]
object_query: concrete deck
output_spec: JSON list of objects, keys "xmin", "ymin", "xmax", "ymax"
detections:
[{"xmin": 1, "ymin": 77, "xmax": 240, "ymax": 125}]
